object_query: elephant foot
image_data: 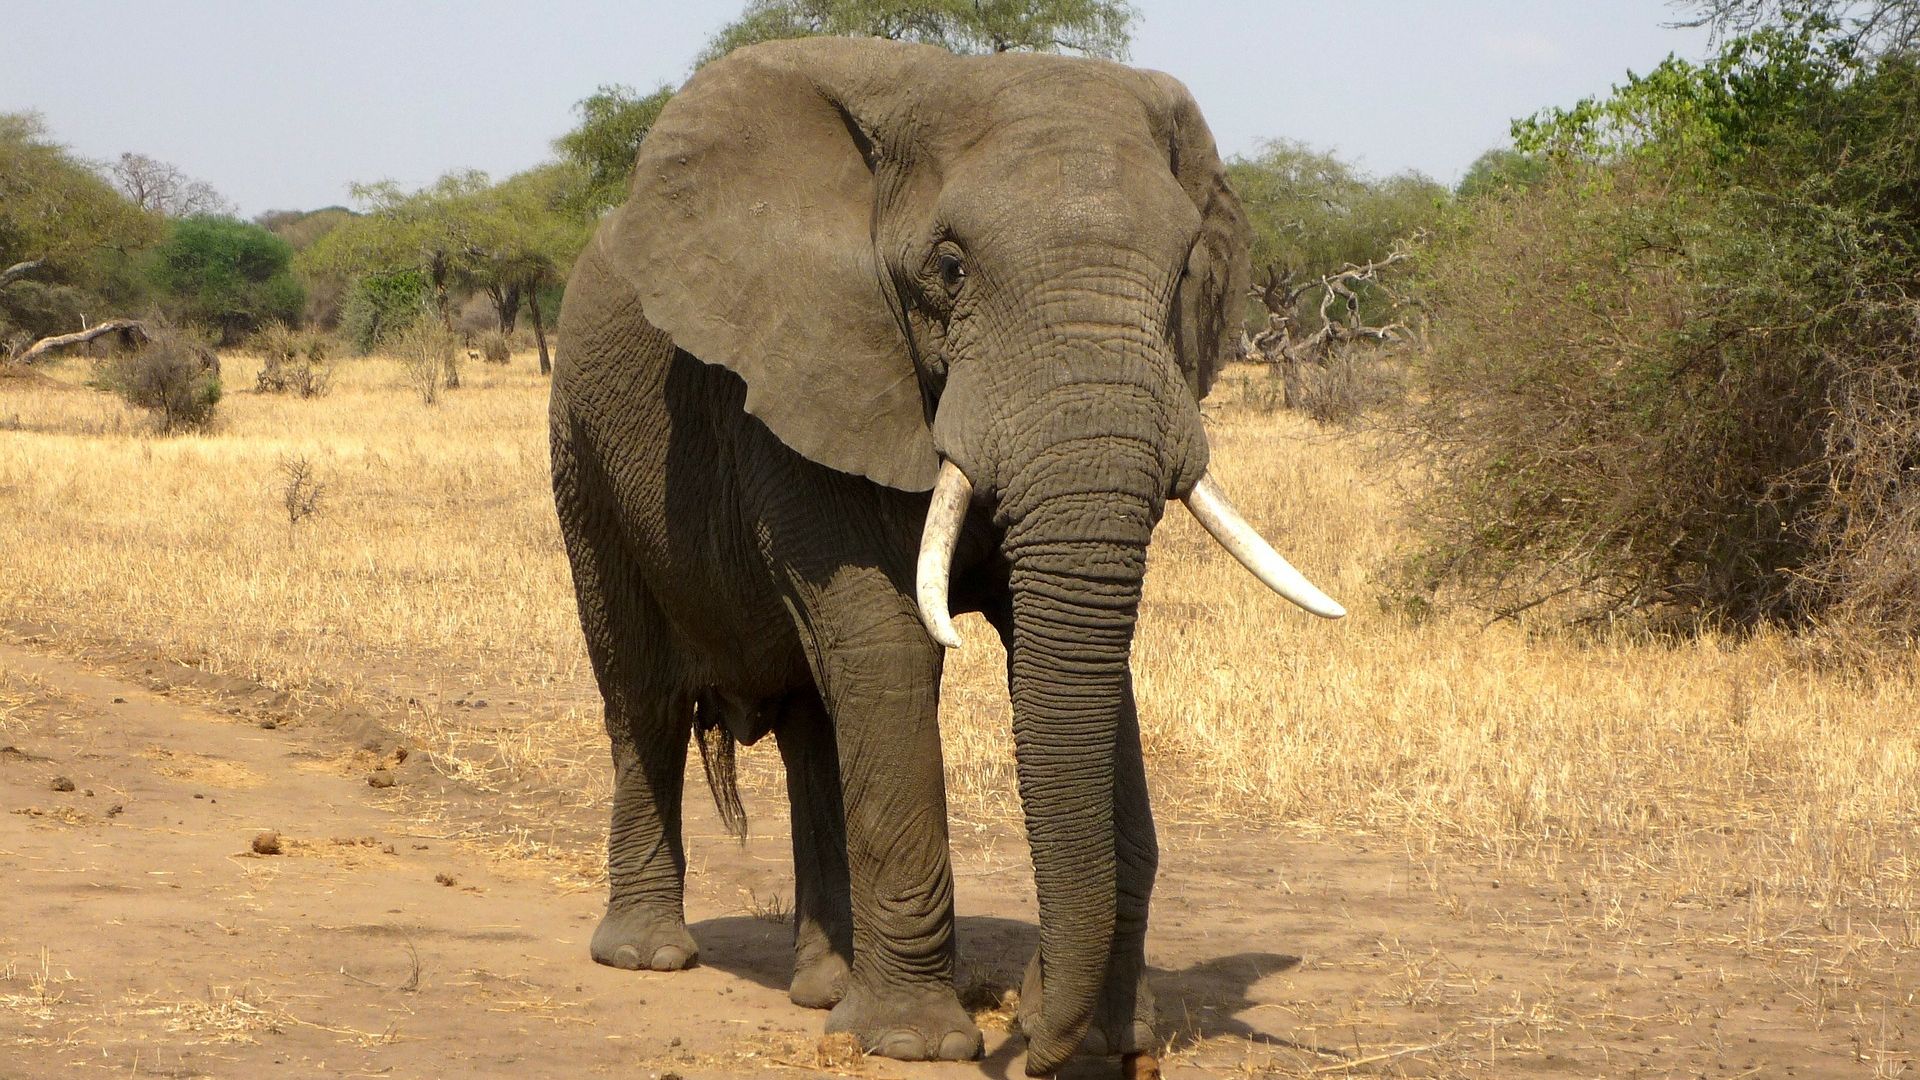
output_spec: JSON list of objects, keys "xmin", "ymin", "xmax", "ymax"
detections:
[
  {"xmin": 825, "ymin": 983, "xmax": 983, "ymax": 1061},
  {"xmin": 789, "ymin": 947, "xmax": 850, "ymax": 1009},
  {"xmin": 590, "ymin": 904, "xmax": 698, "ymax": 971}
]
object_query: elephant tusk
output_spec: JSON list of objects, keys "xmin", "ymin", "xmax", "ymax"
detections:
[
  {"xmin": 1182, "ymin": 472, "xmax": 1346, "ymax": 619},
  {"xmin": 916, "ymin": 460, "xmax": 973, "ymax": 648}
]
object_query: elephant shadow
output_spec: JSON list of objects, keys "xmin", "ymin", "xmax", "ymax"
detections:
[{"xmin": 692, "ymin": 913, "xmax": 1304, "ymax": 1074}]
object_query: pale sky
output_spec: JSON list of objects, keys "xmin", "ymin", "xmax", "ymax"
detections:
[{"xmin": 2, "ymin": 2, "xmax": 1713, "ymax": 216}]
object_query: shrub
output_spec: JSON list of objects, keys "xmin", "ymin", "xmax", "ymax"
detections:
[
  {"xmin": 252, "ymin": 322, "xmax": 332, "ymax": 397},
  {"xmin": 1399, "ymin": 24, "xmax": 1920, "ymax": 637},
  {"xmin": 393, "ymin": 319, "xmax": 460, "ymax": 405},
  {"xmin": 97, "ymin": 328, "xmax": 222, "ymax": 432},
  {"xmin": 338, "ymin": 270, "xmax": 427, "ymax": 355},
  {"xmin": 476, "ymin": 329, "xmax": 511, "ymax": 365}
]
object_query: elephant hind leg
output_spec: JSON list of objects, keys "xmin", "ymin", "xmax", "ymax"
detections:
[
  {"xmin": 554, "ymin": 423, "xmax": 698, "ymax": 972},
  {"xmin": 776, "ymin": 691, "xmax": 852, "ymax": 1008}
]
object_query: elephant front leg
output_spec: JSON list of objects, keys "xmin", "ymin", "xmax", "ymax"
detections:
[
  {"xmin": 592, "ymin": 692, "xmax": 700, "ymax": 971},
  {"xmin": 807, "ymin": 600, "xmax": 982, "ymax": 1062},
  {"xmin": 776, "ymin": 692, "xmax": 854, "ymax": 1008}
]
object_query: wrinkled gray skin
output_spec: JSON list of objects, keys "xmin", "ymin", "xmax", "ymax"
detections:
[{"xmin": 550, "ymin": 37, "xmax": 1250, "ymax": 1077}]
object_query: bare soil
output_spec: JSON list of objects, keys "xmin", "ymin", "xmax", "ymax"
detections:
[{"xmin": 1, "ymin": 634, "xmax": 1912, "ymax": 1079}]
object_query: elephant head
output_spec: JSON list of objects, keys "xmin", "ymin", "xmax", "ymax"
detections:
[{"xmin": 600, "ymin": 38, "xmax": 1341, "ymax": 1073}]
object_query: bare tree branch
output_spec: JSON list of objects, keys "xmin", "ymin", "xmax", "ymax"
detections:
[
  {"xmin": 0, "ymin": 259, "xmax": 45, "ymax": 289},
  {"xmin": 11, "ymin": 318, "xmax": 152, "ymax": 365}
]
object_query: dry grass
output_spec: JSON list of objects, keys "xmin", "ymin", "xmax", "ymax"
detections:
[{"xmin": 1, "ymin": 350, "xmax": 1916, "ymax": 945}]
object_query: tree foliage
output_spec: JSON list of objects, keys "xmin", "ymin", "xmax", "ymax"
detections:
[
  {"xmin": 553, "ymin": 84, "xmax": 673, "ymax": 216},
  {"xmin": 147, "ymin": 217, "xmax": 305, "ymax": 345},
  {"xmin": 297, "ymin": 165, "xmax": 591, "ymax": 362},
  {"xmin": 698, "ymin": 0, "xmax": 1136, "ymax": 64},
  {"xmin": 0, "ymin": 113, "xmax": 162, "ymax": 342},
  {"xmin": 1404, "ymin": 13, "xmax": 1920, "ymax": 636}
]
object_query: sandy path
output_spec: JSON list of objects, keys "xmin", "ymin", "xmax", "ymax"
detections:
[{"xmin": 1, "ymin": 638, "xmax": 1910, "ymax": 1078}]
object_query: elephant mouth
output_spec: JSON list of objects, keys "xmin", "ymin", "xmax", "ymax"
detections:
[{"xmin": 914, "ymin": 454, "xmax": 1344, "ymax": 647}]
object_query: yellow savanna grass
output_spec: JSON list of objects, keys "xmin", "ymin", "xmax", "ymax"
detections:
[{"xmin": 1, "ymin": 352, "xmax": 1914, "ymax": 923}]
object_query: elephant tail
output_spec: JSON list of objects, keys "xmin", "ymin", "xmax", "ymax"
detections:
[{"xmin": 695, "ymin": 718, "xmax": 748, "ymax": 842}]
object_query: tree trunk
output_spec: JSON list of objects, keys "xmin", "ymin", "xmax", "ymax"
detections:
[
  {"xmin": 13, "ymin": 319, "xmax": 152, "ymax": 365},
  {"xmin": 528, "ymin": 280, "xmax": 551, "ymax": 375},
  {"xmin": 1, "ymin": 259, "xmax": 45, "ymax": 289},
  {"xmin": 488, "ymin": 280, "xmax": 521, "ymax": 335}
]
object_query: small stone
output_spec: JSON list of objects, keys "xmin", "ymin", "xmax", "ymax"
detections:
[
  {"xmin": 393, "ymin": 747, "xmax": 409, "ymax": 764},
  {"xmin": 105, "ymin": 803, "xmax": 124, "ymax": 817},
  {"xmin": 49, "ymin": 776, "xmax": 75, "ymax": 792},
  {"xmin": 194, "ymin": 792, "xmax": 205, "ymax": 799},
  {"xmin": 471, "ymin": 699, "xmax": 488, "ymax": 709},
  {"xmin": 111, "ymin": 697, "xmax": 126, "ymax": 704},
  {"xmin": 368, "ymin": 769, "xmax": 396, "ymax": 789},
  {"xmin": 258, "ymin": 718, "xmax": 278, "ymax": 730},
  {"xmin": 435, "ymin": 872, "xmax": 457, "ymax": 887},
  {"xmin": 252, "ymin": 831, "xmax": 283, "ymax": 855}
]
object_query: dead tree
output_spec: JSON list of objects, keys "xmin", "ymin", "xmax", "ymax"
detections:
[
  {"xmin": 1242, "ymin": 247, "xmax": 1417, "ymax": 368},
  {"xmin": 10, "ymin": 319, "xmax": 154, "ymax": 365}
]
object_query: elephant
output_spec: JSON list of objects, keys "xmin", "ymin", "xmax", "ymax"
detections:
[{"xmin": 549, "ymin": 37, "xmax": 1344, "ymax": 1077}]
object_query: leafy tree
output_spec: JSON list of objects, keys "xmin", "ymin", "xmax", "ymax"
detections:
[
  {"xmin": 298, "ymin": 171, "xmax": 496, "ymax": 331},
  {"xmin": 1227, "ymin": 140, "xmax": 1446, "ymax": 333},
  {"xmin": 0, "ymin": 113, "xmax": 162, "ymax": 342},
  {"xmin": 105, "ymin": 153, "xmax": 233, "ymax": 218},
  {"xmin": 461, "ymin": 163, "xmax": 593, "ymax": 372},
  {"xmin": 699, "ymin": 0, "xmax": 1136, "ymax": 64},
  {"xmin": 336, "ymin": 270, "xmax": 429, "ymax": 355},
  {"xmin": 553, "ymin": 84, "xmax": 673, "ymax": 217},
  {"xmin": 1455, "ymin": 148, "xmax": 1549, "ymax": 199},
  {"xmin": 255, "ymin": 207, "xmax": 357, "ymax": 252},
  {"xmin": 147, "ymin": 216, "xmax": 305, "ymax": 344}
]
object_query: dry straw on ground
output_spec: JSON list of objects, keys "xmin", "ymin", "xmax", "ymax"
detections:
[{"xmin": 1, "ymin": 350, "xmax": 1915, "ymax": 947}]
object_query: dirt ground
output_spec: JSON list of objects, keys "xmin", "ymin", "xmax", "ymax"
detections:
[{"xmin": 2, "ymin": 631, "xmax": 1913, "ymax": 1079}]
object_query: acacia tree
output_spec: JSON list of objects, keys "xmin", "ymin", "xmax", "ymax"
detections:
[
  {"xmin": 553, "ymin": 85, "xmax": 673, "ymax": 217},
  {"xmin": 464, "ymin": 164, "xmax": 593, "ymax": 372},
  {"xmin": 299, "ymin": 171, "xmax": 496, "ymax": 331}
]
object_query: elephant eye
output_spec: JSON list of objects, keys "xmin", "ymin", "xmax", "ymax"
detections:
[{"xmin": 937, "ymin": 253, "xmax": 966, "ymax": 295}]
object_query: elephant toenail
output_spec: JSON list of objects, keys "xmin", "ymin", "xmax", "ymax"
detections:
[
  {"xmin": 878, "ymin": 1031, "xmax": 928, "ymax": 1059},
  {"xmin": 650, "ymin": 944, "xmax": 692, "ymax": 969},
  {"xmin": 939, "ymin": 1030, "xmax": 983, "ymax": 1059},
  {"xmin": 611, "ymin": 944, "xmax": 642, "ymax": 968}
]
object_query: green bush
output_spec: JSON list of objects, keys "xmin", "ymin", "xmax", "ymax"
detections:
[
  {"xmin": 1400, "ymin": 19, "xmax": 1920, "ymax": 637},
  {"xmin": 339, "ymin": 270, "xmax": 427, "ymax": 355},
  {"xmin": 147, "ymin": 216, "xmax": 304, "ymax": 346},
  {"xmin": 98, "ymin": 328, "xmax": 222, "ymax": 432}
]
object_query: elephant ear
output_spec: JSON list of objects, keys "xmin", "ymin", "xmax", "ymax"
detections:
[
  {"xmin": 599, "ymin": 38, "xmax": 940, "ymax": 492},
  {"xmin": 1133, "ymin": 71, "xmax": 1252, "ymax": 401}
]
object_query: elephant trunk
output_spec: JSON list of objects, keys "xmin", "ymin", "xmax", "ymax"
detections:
[{"xmin": 997, "ymin": 437, "xmax": 1159, "ymax": 1076}]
